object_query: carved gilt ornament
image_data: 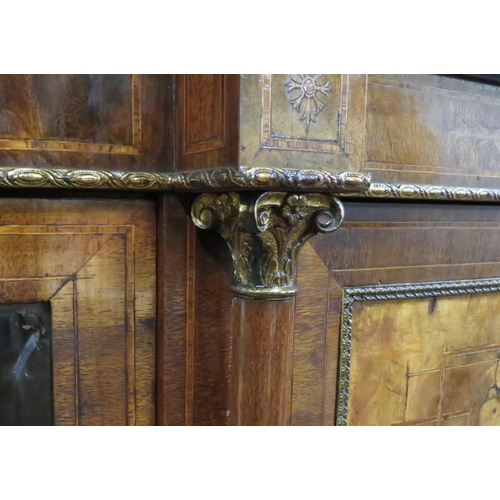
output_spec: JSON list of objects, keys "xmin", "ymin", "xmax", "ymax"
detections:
[
  {"xmin": 191, "ymin": 191, "xmax": 344, "ymax": 300},
  {"xmin": 0, "ymin": 166, "xmax": 369, "ymax": 194},
  {"xmin": 2, "ymin": 166, "xmax": 500, "ymax": 205}
]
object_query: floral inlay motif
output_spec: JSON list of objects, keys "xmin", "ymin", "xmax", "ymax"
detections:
[{"xmin": 285, "ymin": 74, "xmax": 333, "ymax": 132}]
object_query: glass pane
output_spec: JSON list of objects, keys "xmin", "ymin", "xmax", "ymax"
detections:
[{"xmin": 0, "ymin": 303, "xmax": 53, "ymax": 425}]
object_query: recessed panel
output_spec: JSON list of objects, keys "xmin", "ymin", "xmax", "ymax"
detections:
[
  {"xmin": 0, "ymin": 75, "xmax": 141, "ymax": 155},
  {"xmin": 0, "ymin": 199, "xmax": 156, "ymax": 425},
  {"xmin": 261, "ymin": 74, "xmax": 345, "ymax": 152},
  {"xmin": 337, "ymin": 278, "xmax": 500, "ymax": 426}
]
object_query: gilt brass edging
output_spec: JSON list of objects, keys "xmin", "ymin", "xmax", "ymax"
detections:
[
  {"xmin": 5, "ymin": 167, "xmax": 500, "ymax": 204},
  {"xmin": 229, "ymin": 284, "xmax": 298, "ymax": 300},
  {"xmin": 191, "ymin": 191, "xmax": 345, "ymax": 300},
  {"xmin": 336, "ymin": 277, "xmax": 500, "ymax": 426},
  {"xmin": 0, "ymin": 166, "xmax": 370, "ymax": 194},
  {"xmin": 341, "ymin": 182, "xmax": 500, "ymax": 203}
]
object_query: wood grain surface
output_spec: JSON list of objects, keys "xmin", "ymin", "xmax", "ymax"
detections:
[
  {"xmin": 291, "ymin": 200, "xmax": 500, "ymax": 425},
  {"xmin": 239, "ymin": 74, "xmax": 500, "ymax": 190},
  {"xmin": 0, "ymin": 75, "xmax": 174, "ymax": 172},
  {"xmin": 230, "ymin": 298, "xmax": 295, "ymax": 426},
  {"xmin": 176, "ymin": 74, "xmax": 239, "ymax": 172},
  {"xmin": 5, "ymin": 74, "xmax": 500, "ymax": 426},
  {"xmin": 0, "ymin": 198, "xmax": 156, "ymax": 425},
  {"xmin": 348, "ymin": 292, "xmax": 500, "ymax": 426}
]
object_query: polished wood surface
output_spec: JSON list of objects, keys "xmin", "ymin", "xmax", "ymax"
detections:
[
  {"xmin": 239, "ymin": 74, "xmax": 500, "ymax": 190},
  {"xmin": 0, "ymin": 75, "xmax": 174, "ymax": 171},
  {"xmin": 192, "ymin": 227, "xmax": 232, "ymax": 425},
  {"xmin": 0, "ymin": 198, "xmax": 156, "ymax": 425},
  {"xmin": 364, "ymin": 75, "xmax": 500, "ymax": 188},
  {"xmin": 157, "ymin": 194, "xmax": 191, "ymax": 425},
  {"xmin": 230, "ymin": 298, "xmax": 294, "ymax": 426},
  {"xmin": 176, "ymin": 74, "xmax": 239, "ymax": 171},
  {"xmin": 239, "ymin": 74, "xmax": 365, "ymax": 173},
  {"xmin": 4, "ymin": 74, "xmax": 500, "ymax": 426},
  {"xmin": 348, "ymin": 292, "xmax": 500, "ymax": 426},
  {"xmin": 157, "ymin": 196, "xmax": 233, "ymax": 425},
  {"xmin": 290, "ymin": 200, "xmax": 500, "ymax": 425}
]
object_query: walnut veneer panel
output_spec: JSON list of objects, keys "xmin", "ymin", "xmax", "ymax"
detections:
[
  {"xmin": 347, "ymin": 291, "xmax": 500, "ymax": 426},
  {"xmin": 364, "ymin": 74, "xmax": 500, "ymax": 189},
  {"xmin": 239, "ymin": 74, "xmax": 365, "ymax": 172},
  {"xmin": 158, "ymin": 194, "xmax": 233, "ymax": 425},
  {"xmin": 239, "ymin": 74, "xmax": 500, "ymax": 190},
  {"xmin": 192, "ymin": 226, "xmax": 233, "ymax": 425},
  {"xmin": 176, "ymin": 75, "xmax": 239, "ymax": 172},
  {"xmin": 0, "ymin": 75, "xmax": 173, "ymax": 172},
  {"xmin": 0, "ymin": 198, "xmax": 156, "ymax": 425},
  {"xmin": 292, "ymin": 201, "xmax": 500, "ymax": 425}
]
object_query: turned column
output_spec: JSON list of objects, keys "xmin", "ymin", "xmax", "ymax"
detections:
[{"xmin": 191, "ymin": 191, "xmax": 345, "ymax": 425}]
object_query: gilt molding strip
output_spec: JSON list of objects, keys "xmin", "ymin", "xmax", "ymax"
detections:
[
  {"xmin": 336, "ymin": 277, "xmax": 500, "ymax": 426},
  {"xmin": 0, "ymin": 167, "xmax": 370, "ymax": 194},
  {"xmin": 341, "ymin": 182, "xmax": 500, "ymax": 203},
  {"xmin": 3, "ymin": 167, "xmax": 500, "ymax": 203}
]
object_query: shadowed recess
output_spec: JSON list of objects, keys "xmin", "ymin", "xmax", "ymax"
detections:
[{"xmin": 0, "ymin": 302, "xmax": 53, "ymax": 426}]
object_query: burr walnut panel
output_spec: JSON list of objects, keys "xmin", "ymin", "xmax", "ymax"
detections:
[
  {"xmin": 290, "ymin": 201, "xmax": 500, "ymax": 425},
  {"xmin": 0, "ymin": 198, "xmax": 156, "ymax": 425},
  {"xmin": 343, "ymin": 287, "xmax": 500, "ymax": 426}
]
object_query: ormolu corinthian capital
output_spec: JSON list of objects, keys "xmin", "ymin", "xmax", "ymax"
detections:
[{"xmin": 191, "ymin": 191, "xmax": 344, "ymax": 300}]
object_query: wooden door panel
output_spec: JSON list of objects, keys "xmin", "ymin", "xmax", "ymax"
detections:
[
  {"xmin": 0, "ymin": 199, "xmax": 156, "ymax": 425},
  {"xmin": 292, "ymin": 201, "xmax": 500, "ymax": 425},
  {"xmin": 342, "ymin": 285, "xmax": 500, "ymax": 426}
]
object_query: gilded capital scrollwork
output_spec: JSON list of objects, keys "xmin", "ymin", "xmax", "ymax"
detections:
[{"xmin": 191, "ymin": 191, "xmax": 344, "ymax": 300}]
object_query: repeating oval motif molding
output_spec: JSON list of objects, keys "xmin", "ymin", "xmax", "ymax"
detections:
[
  {"xmin": 349, "ymin": 182, "xmax": 500, "ymax": 202},
  {"xmin": 0, "ymin": 166, "xmax": 371, "ymax": 194},
  {"xmin": 3, "ymin": 166, "xmax": 500, "ymax": 204}
]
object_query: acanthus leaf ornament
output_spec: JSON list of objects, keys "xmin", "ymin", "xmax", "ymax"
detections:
[{"xmin": 191, "ymin": 191, "xmax": 344, "ymax": 300}]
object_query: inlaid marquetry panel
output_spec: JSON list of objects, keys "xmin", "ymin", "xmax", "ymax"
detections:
[
  {"xmin": 261, "ymin": 74, "xmax": 346, "ymax": 153},
  {"xmin": 338, "ymin": 281, "xmax": 500, "ymax": 426},
  {"xmin": 0, "ymin": 199, "xmax": 156, "ymax": 425},
  {"xmin": 290, "ymin": 202, "xmax": 500, "ymax": 425},
  {"xmin": 239, "ymin": 74, "xmax": 365, "ymax": 172},
  {"xmin": 364, "ymin": 74, "xmax": 500, "ymax": 188}
]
